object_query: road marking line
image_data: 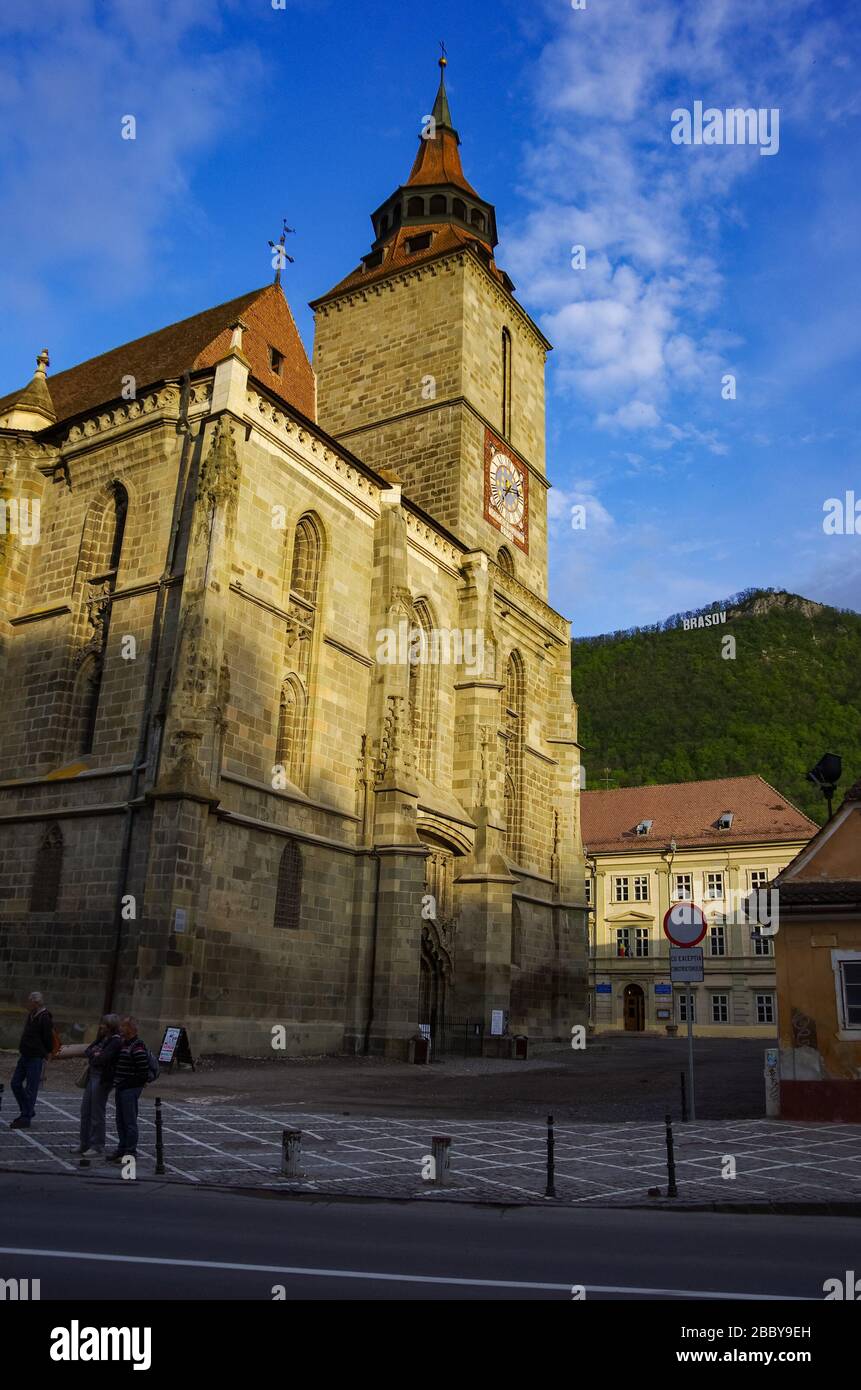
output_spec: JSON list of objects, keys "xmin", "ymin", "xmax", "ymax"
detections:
[{"xmin": 0, "ymin": 1246, "xmax": 814, "ymax": 1298}]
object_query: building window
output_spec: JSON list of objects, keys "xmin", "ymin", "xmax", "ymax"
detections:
[
  {"xmin": 837, "ymin": 959, "xmax": 861, "ymax": 1029},
  {"xmin": 711, "ymin": 993, "xmax": 729, "ymax": 1023},
  {"xmin": 501, "ymin": 327, "xmax": 512, "ymax": 437},
  {"xmin": 584, "ymin": 878, "xmax": 592, "ymax": 906},
  {"xmin": 616, "ymin": 928, "xmax": 631, "ymax": 958},
  {"xmin": 429, "ymin": 193, "xmax": 447, "ymax": 214},
  {"xmin": 635, "ymin": 928, "xmax": 650, "ymax": 958},
  {"xmin": 705, "ymin": 871, "xmax": 724, "ymax": 899},
  {"xmin": 749, "ymin": 869, "xmax": 768, "ymax": 890},
  {"xmin": 633, "ymin": 875, "xmax": 649, "ymax": 901},
  {"xmin": 363, "ymin": 250, "xmax": 383, "ymax": 269},
  {"xmin": 756, "ymin": 993, "xmax": 775, "ymax": 1024},
  {"xmin": 753, "ymin": 933, "xmax": 773, "ymax": 957},
  {"xmin": 30, "ymin": 824, "xmax": 63, "ymax": 912},
  {"xmin": 470, "ymin": 209, "xmax": 486, "ymax": 231},
  {"xmin": 452, "ymin": 197, "xmax": 467, "ymax": 221},
  {"xmin": 274, "ymin": 839, "xmax": 302, "ymax": 930},
  {"xmin": 674, "ymin": 873, "xmax": 692, "ymax": 900},
  {"xmin": 613, "ymin": 876, "xmax": 630, "ymax": 903},
  {"xmin": 408, "ymin": 598, "xmax": 438, "ymax": 780},
  {"xmin": 497, "ymin": 545, "xmax": 514, "ymax": 576},
  {"xmin": 510, "ymin": 899, "xmax": 522, "ymax": 968},
  {"xmin": 405, "ymin": 232, "xmax": 433, "ymax": 255},
  {"xmin": 502, "ymin": 652, "xmax": 524, "ymax": 860},
  {"xmin": 268, "ymin": 347, "xmax": 284, "ymax": 375},
  {"xmin": 709, "ymin": 925, "xmax": 726, "ymax": 957},
  {"xmin": 678, "ymin": 991, "xmax": 696, "ymax": 1023},
  {"xmin": 407, "ymin": 196, "xmax": 425, "ymax": 216}
]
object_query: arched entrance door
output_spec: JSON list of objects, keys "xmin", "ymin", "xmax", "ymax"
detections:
[
  {"xmin": 419, "ymin": 926, "xmax": 447, "ymax": 1052},
  {"xmin": 623, "ymin": 983, "xmax": 645, "ymax": 1032}
]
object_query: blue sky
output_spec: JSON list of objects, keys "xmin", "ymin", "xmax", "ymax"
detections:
[{"xmin": 1, "ymin": 0, "xmax": 859, "ymax": 635}]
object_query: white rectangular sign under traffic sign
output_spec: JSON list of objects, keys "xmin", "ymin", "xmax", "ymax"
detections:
[{"xmin": 670, "ymin": 947, "xmax": 704, "ymax": 982}]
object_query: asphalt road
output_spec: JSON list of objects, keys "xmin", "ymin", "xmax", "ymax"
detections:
[{"xmin": 0, "ymin": 1172, "xmax": 857, "ymax": 1301}]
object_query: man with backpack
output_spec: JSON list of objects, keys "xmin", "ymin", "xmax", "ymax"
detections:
[
  {"xmin": 10, "ymin": 991, "xmax": 55, "ymax": 1129},
  {"xmin": 108, "ymin": 1015, "xmax": 150, "ymax": 1162}
]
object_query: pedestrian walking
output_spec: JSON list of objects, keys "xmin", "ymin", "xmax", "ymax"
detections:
[
  {"xmin": 69, "ymin": 1015, "xmax": 122, "ymax": 1157},
  {"xmin": 108, "ymin": 1016, "xmax": 149, "ymax": 1162},
  {"xmin": 9, "ymin": 991, "xmax": 54, "ymax": 1129}
]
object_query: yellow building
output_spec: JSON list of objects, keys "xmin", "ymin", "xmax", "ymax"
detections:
[
  {"xmin": 581, "ymin": 777, "xmax": 818, "ymax": 1037},
  {"xmin": 773, "ymin": 774, "xmax": 861, "ymax": 1120}
]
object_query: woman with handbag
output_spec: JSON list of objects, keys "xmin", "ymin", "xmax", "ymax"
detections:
[{"xmin": 69, "ymin": 1015, "xmax": 122, "ymax": 1156}]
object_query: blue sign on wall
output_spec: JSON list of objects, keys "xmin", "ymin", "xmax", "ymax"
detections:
[
  {"xmin": 596, "ymin": 983, "xmax": 612, "ymax": 994},
  {"xmin": 655, "ymin": 983, "xmax": 673, "ymax": 994}
]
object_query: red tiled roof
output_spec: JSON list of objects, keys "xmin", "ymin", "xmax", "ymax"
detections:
[
  {"xmin": 581, "ymin": 776, "xmax": 818, "ymax": 854},
  {"xmin": 406, "ymin": 127, "xmax": 479, "ymax": 197},
  {"xmin": 0, "ymin": 283, "xmax": 315, "ymax": 426},
  {"xmin": 312, "ymin": 223, "xmax": 504, "ymax": 305}
]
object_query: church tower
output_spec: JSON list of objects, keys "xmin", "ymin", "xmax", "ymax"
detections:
[{"xmin": 311, "ymin": 56, "xmax": 552, "ymax": 599}]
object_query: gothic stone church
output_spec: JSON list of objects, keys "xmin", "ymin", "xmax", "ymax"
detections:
[{"xmin": 0, "ymin": 63, "xmax": 588, "ymax": 1057}]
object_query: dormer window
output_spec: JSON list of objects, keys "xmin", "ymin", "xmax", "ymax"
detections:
[
  {"xmin": 405, "ymin": 232, "xmax": 432, "ymax": 255},
  {"xmin": 363, "ymin": 250, "xmax": 383, "ymax": 269},
  {"xmin": 635, "ymin": 820, "xmax": 652, "ymax": 836},
  {"xmin": 718, "ymin": 811, "xmax": 734, "ymax": 830},
  {"xmin": 268, "ymin": 347, "xmax": 284, "ymax": 376}
]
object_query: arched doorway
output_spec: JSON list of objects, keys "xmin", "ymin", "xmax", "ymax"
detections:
[
  {"xmin": 419, "ymin": 925, "xmax": 448, "ymax": 1054},
  {"xmin": 623, "ymin": 983, "xmax": 645, "ymax": 1032}
]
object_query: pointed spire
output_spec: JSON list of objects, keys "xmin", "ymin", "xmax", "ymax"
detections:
[
  {"xmin": 432, "ymin": 44, "xmax": 454, "ymax": 132},
  {"xmin": 0, "ymin": 348, "xmax": 56, "ymax": 430}
]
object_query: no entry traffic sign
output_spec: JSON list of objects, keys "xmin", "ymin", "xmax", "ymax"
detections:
[{"xmin": 663, "ymin": 900, "xmax": 707, "ymax": 947}]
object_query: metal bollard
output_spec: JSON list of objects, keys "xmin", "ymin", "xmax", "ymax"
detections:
[
  {"xmin": 680, "ymin": 1070, "xmax": 688, "ymax": 1123},
  {"xmin": 665, "ymin": 1112, "xmax": 678, "ymax": 1198},
  {"xmin": 431, "ymin": 1135, "xmax": 451, "ymax": 1186},
  {"xmin": 281, "ymin": 1128, "xmax": 303, "ymax": 1177},
  {"xmin": 154, "ymin": 1096, "xmax": 165, "ymax": 1175},
  {"xmin": 545, "ymin": 1113, "xmax": 556, "ymax": 1198}
]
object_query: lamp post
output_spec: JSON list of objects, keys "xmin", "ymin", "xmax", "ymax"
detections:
[{"xmin": 806, "ymin": 752, "xmax": 842, "ymax": 822}]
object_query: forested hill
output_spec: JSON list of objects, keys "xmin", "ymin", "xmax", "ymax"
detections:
[{"xmin": 570, "ymin": 589, "xmax": 861, "ymax": 825}]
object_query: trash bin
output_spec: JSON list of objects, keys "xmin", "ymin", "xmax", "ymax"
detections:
[
  {"xmin": 513, "ymin": 1035, "xmax": 528, "ymax": 1060},
  {"xmin": 412, "ymin": 1034, "xmax": 431, "ymax": 1064}
]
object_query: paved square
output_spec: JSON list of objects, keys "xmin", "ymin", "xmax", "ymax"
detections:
[{"xmin": 2, "ymin": 1092, "xmax": 861, "ymax": 1206}]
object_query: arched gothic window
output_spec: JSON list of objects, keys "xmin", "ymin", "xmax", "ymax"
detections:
[
  {"xmin": 276, "ymin": 674, "xmax": 308, "ymax": 787},
  {"xmin": 429, "ymin": 193, "xmax": 447, "ymax": 214},
  {"xmin": 67, "ymin": 652, "xmax": 103, "ymax": 758},
  {"xmin": 274, "ymin": 838, "xmax": 302, "ymax": 930},
  {"xmin": 408, "ymin": 599, "xmax": 438, "ymax": 780},
  {"xmin": 501, "ymin": 327, "xmax": 512, "ymax": 438},
  {"xmin": 502, "ymin": 651, "xmax": 524, "ymax": 860},
  {"xmin": 68, "ymin": 481, "xmax": 128, "ymax": 758},
  {"xmin": 497, "ymin": 545, "xmax": 514, "ymax": 576},
  {"xmin": 407, "ymin": 196, "xmax": 425, "ymax": 216},
  {"xmin": 30, "ymin": 823, "xmax": 63, "ymax": 912},
  {"xmin": 276, "ymin": 514, "xmax": 323, "ymax": 789}
]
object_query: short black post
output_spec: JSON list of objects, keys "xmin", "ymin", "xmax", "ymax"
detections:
[
  {"xmin": 545, "ymin": 1113, "xmax": 556, "ymax": 1198},
  {"xmin": 665, "ymin": 1112, "xmax": 678, "ymax": 1198},
  {"xmin": 154, "ymin": 1096, "xmax": 165, "ymax": 1175},
  {"xmin": 680, "ymin": 1070, "xmax": 688, "ymax": 1123}
]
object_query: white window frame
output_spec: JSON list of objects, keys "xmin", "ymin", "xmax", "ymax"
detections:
[
  {"xmin": 613, "ymin": 876, "xmax": 630, "ymax": 903},
  {"xmin": 711, "ymin": 992, "xmax": 730, "ymax": 1024},
  {"xmin": 753, "ymin": 933, "xmax": 773, "ymax": 957},
  {"xmin": 616, "ymin": 927, "xmax": 631, "ymax": 958},
  {"xmin": 832, "ymin": 950, "xmax": 861, "ymax": 1037},
  {"xmin": 709, "ymin": 924, "xmax": 726, "ymax": 957},
  {"xmin": 677, "ymin": 990, "xmax": 696, "ymax": 1023},
  {"xmin": 633, "ymin": 875, "xmax": 650, "ymax": 902},
  {"xmin": 755, "ymin": 992, "xmax": 775, "ymax": 1025},
  {"xmin": 634, "ymin": 927, "xmax": 650, "ymax": 958},
  {"xmin": 705, "ymin": 871, "xmax": 724, "ymax": 900},
  {"xmin": 748, "ymin": 869, "xmax": 768, "ymax": 891},
  {"xmin": 674, "ymin": 873, "xmax": 692, "ymax": 901},
  {"xmin": 584, "ymin": 878, "xmax": 592, "ymax": 906}
]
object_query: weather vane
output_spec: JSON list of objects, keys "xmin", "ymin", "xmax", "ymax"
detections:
[
  {"xmin": 439, "ymin": 39, "xmax": 447, "ymax": 69},
  {"xmin": 268, "ymin": 218, "xmax": 295, "ymax": 285}
]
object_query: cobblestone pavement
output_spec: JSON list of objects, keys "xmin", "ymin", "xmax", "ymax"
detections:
[{"xmin": 3, "ymin": 1092, "xmax": 861, "ymax": 1207}]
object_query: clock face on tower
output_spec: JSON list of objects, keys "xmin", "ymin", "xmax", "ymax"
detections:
[{"xmin": 484, "ymin": 427, "xmax": 529, "ymax": 552}]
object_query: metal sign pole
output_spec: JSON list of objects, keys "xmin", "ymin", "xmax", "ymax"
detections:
[{"xmin": 687, "ymin": 990, "xmax": 696, "ymax": 1121}]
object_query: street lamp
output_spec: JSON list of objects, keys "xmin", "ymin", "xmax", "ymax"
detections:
[{"xmin": 806, "ymin": 752, "xmax": 842, "ymax": 821}]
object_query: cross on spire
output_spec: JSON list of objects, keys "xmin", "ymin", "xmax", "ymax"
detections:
[{"xmin": 268, "ymin": 218, "xmax": 295, "ymax": 286}]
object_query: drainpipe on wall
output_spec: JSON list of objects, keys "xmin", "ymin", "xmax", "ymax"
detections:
[{"xmin": 363, "ymin": 850, "xmax": 382, "ymax": 1055}]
